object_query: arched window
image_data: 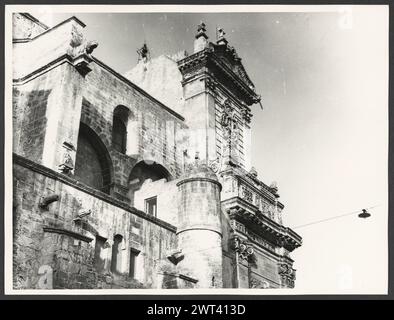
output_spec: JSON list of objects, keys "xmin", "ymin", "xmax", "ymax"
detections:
[
  {"xmin": 74, "ymin": 122, "xmax": 112, "ymax": 194},
  {"xmin": 112, "ymin": 106, "xmax": 129, "ymax": 154},
  {"xmin": 111, "ymin": 234, "xmax": 123, "ymax": 275}
]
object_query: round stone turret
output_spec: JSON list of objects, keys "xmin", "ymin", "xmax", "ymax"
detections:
[{"xmin": 176, "ymin": 161, "xmax": 223, "ymax": 288}]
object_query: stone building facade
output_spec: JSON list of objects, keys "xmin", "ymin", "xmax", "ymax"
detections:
[{"xmin": 12, "ymin": 13, "xmax": 302, "ymax": 289}]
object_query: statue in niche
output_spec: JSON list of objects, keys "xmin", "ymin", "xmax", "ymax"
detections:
[
  {"xmin": 220, "ymin": 99, "xmax": 240, "ymax": 165},
  {"xmin": 58, "ymin": 150, "xmax": 74, "ymax": 174}
]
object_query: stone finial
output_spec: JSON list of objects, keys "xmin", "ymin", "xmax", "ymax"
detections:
[
  {"xmin": 196, "ymin": 21, "xmax": 208, "ymax": 39},
  {"xmin": 249, "ymin": 167, "xmax": 258, "ymax": 178},
  {"xmin": 137, "ymin": 42, "xmax": 150, "ymax": 62},
  {"xmin": 270, "ymin": 181, "xmax": 279, "ymax": 195},
  {"xmin": 217, "ymin": 27, "xmax": 225, "ymax": 39},
  {"xmin": 217, "ymin": 27, "xmax": 228, "ymax": 45},
  {"xmin": 194, "ymin": 21, "xmax": 208, "ymax": 53}
]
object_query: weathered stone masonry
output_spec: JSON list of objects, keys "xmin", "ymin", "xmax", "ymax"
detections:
[
  {"xmin": 13, "ymin": 154, "xmax": 177, "ymax": 289},
  {"xmin": 12, "ymin": 13, "xmax": 302, "ymax": 290}
]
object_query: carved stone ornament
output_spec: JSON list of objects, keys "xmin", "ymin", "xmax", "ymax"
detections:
[
  {"xmin": 240, "ymin": 185, "xmax": 253, "ymax": 203},
  {"xmin": 208, "ymin": 157, "xmax": 221, "ymax": 173},
  {"xmin": 278, "ymin": 263, "xmax": 296, "ymax": 288},
  {"xmin": 166, "ymin": 249, "xmax": 184, "ymax": 265},
  {"xmin": 270, "ymin": 181, "xmax": 279, "ymax": 194},
  {"xmin": 196, "ymin": 21, "xmax": 208, "ymax": 39},
  {"xmin": 220, "ymin": 99, "xmax": 237, "ymax": 131},
  {"xmin": 233, "ymin": 237, "xmax": 254, "ymax": 261},
  {"xmin": 68, "ymin": 37, "xmax": 99, "ymax": 58},
  {"xmin": 217, "ymin": 27, "xmax": 226, "ymax": 39},
  {"xmin": 249, "ymin": 278, "xmax": 270, "ymax": 289},
  {"xmin": 219, "ymin": 98, "xmax": 241, "ymax": 165},
  {"xmin": 137, "ymin": 43, "xmax": 150, "ymax": 62},
  {"xmin": 59, "ymin": 142, "xmax": 75, "ymax": 174},
  {"xmin": 58, "ymin": 150, "xmax": 74, "ymax": 174},
  {"xmin": 70, "ymin": 25, "xmax": 84, "ymax": 48},
  {"xmin": 205, "ymin": 77, "xmax": 217, "ymax": 91},
  {"xmin": 241, "ymin": 102, "xmax": 252, "ymax": 124}
]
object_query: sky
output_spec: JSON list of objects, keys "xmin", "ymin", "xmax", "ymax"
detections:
[{"xmin": 32, "ymin": 6, "xmax": 388, "ymax": 294}]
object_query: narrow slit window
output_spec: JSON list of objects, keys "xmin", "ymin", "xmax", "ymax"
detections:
[
  {"xmin": 129, "ymin": 248, "xmax": 140, "ymax": 279},
  {"xmin": 94, "ymin": 235, "xmax": 107, "ymax": 273}
]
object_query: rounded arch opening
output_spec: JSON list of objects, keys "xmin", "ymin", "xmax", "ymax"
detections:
[
  {"xmin": 128, "ymin": 160, "xmax": 172, "ymax": 206},
  {"xmin": 112, "ymin": 105, "xmax": 130, "ymax": 154},
  {"xmin": 74, "ymin": 122, "xmax": 113, "ymax": 194}
]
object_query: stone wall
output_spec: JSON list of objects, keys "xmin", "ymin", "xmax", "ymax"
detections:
[
  {"xmin": 220, "ymin": 209, "xmax": 236, "ymax": 288},
  {"xmin": 250, "ymin": 249, "xmax": 281, "ymax": 288},
  {"xmin": 67, "ymin": 59, "xmax": 190, "ymax": 204},
  {"xmin": 11, "ymin": 13, "xmax": 302, "ymax": 290},
  {"xmin": 13, "ymin": 155, "xmax": 177, "ymax": 289},
  {"xmin": 13, "ymin": 16, "xmax": 85, "ymax": 80},
  {"xmin": 12, "ymin": 17, "xmax": 189, "ymax": 205},
  {"xmin": 81, "ymin": 59, "xmax": 189, "ymax": 190},
  {"xmin": 134, "ymin": 178, "xmax": 179, "ymax": 226},
  {"xmin": 73, "ymin": 128, "xmax": 109, "ymax": 192},
  {"xmin": 12, "ymin": 66, "xmax": 61, "ymax": 162},
  {"xmin": 13, "ymin": 13, "xmax": 48, "ymax": 40},
  {"xmin": 125, "ymin": 55, "xmax": 186, "ymax": 116}
]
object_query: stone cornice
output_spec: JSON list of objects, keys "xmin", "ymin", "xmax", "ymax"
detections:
[
  {"xmin": 223, "ymin": 196, "xmax": 259, "ymax": 214},
  {"xmin": 13, "ymin": 54, "xmax": 73, "ymax": 84},
  {"xmin": 13, "ymin": 153, "xmax": 177, "ymax": 233},
  {"xmin": 177, "ymin": 48, "xmax": 210, "ymax": 73},
  {"xmin": 221, "ymin": 167, "xmax": 281, "ymax": 207},
  {"xmin": 176, "ymin": 177, "xmax": 222, "ymax": 191},
  {"xmin": 19, "ymin": 13, "xmax": 49, "ymax": 30},
  {"xmin": 12, "ymin": 53, "xmax": 186, "ymax": 123},
  {"xmin": 225, "ymin": 201, "xmax": 302, "ymax": 252},
  {"xmin": 209, "ymin": 51, "xmax": 261, "ymax": 103},
  {"xmin": 15, "ymin": 16, "xmax": 86, "ymax": 43},
  {"xmin": 31, "ymin": 16, "xmax": 86, "ymax": 40},
  {"xmin": 177, "ymin": 48, "xmax": 260, "ymax": 106}
]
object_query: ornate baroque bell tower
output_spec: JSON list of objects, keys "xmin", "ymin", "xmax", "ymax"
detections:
[
  {"xmin": 177, "ymin": 23, "xmax": 302, "ymax": 289},
  {"xmin": 177, "ymin": 22, "xmax": 261, "ymax": 171}
]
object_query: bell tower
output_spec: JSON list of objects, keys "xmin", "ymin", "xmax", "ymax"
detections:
[
  {"xmin": 177, "ymin": 22, "xmax": 261, "ymax": 171},
  {"xmin": 178, "ymin": 23, "xmax": 302, "ymax": 289}
]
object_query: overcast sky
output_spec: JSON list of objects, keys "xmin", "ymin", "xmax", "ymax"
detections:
[{"xmin": 32, "ymin": 6, "xmax": 388, "ymax": 293}]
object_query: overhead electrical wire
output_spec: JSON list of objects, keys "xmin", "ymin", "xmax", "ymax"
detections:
[
  {"xmin": 147, "ymin": 205, "xmax": 381, "ymax": 263},
  {"xmin": 292, "ymin": 204, "xmax": 381, "ymax": 230}
]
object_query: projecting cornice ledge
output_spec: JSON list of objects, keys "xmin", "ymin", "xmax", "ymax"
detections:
[
  {"xmin": 177, "ymin": 48, "xmax": 260, "ymax": 106},
  {"xmin": 227, "ymin": 205, "xmax": 302, "ymax": 252}
]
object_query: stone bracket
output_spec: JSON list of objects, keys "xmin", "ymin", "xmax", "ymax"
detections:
[
  {"xmin": 38, "ymin": 194, "xmax": 60, "ymax": 210},
  {"xmin": 166, "ymin": 249, "xmax": 185, "ymax": 265},
  {"xmin": 43, "ymin": 226, "xmax": 93, "ymax": 243},
  {"xmin": 72, "ymin": 54, "xmax": 93, "ymax": 77}
]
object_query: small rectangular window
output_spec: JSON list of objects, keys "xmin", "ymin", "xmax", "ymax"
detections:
[{"xmin": 145, "ymin": 196, "xmax": 157, "ymax": 217}]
